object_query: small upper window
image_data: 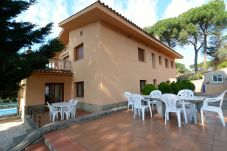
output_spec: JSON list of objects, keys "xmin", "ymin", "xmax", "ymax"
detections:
[
  {"xmin": 212, "ymin": 75, "xmax": 223, "ymax": 83},
  {"xmin": 138, "ymin": 48, "xmax": 145, "ymax": 62},
  {"xmin": 165, "ymin": 58, "xmax": 169, "ymax": 68},
  {"xmin": 152, "ymin": 53, "xmax": 156, "ymax": 68},
  {"xmin": 74, "ymin": 43, "xmax": 83, "ymax": 61},
  {"xmin": 159, "ymin": 56, "xmax": 162, "ymax": 65},
  {"xmin": 171, "ymin": 61, "xmax": 174, "ymax": 68}
]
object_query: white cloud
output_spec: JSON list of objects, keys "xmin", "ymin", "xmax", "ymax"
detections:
[
  {"xmin": 101, "ymin": 0, "xmax": 158, "ymax": 28},
  {"xmin": 163, "ymin": 0, "xmax": 206, "ymax": 19},
  {"xmin": 17, "ymin": 0, "xmax": 69, "ymax": 38}
]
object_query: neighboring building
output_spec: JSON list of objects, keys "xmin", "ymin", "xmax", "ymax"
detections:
[
  {"xmin": 18, "ymin": 1, "xmax": 182, "ymax": 114},
  {"xmin": 203, "ymin": 68, "xmax": 227, "ymax": 94}
]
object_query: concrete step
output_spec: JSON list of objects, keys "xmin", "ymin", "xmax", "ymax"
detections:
[
  {"xmin": 44, "ymin": 131, "xmax": 88, "ymax": 151},
  {"xmin": 25, "ymin": 143, "xmax": 49, "ymax": 151}
]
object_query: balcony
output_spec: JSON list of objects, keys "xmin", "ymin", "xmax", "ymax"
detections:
[{"xmin": 46, "ymin": 59, "xmax": 71, "ymax": 71}]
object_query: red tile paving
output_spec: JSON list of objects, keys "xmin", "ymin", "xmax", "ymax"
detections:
[
  {"xmin": 25, "ymin": 143, "xmax": 49, "ymax": 151},
  {"xmin": 44, "ymin": 131, "xmax": 88, "ymax": 151},
  {"xmin": 42, "ymin": 110, "xmax": 227, "ymax": 151}
]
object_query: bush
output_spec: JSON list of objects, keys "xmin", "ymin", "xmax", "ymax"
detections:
[
  {"xmin": 170, "ymin": 81, "xmax": 180, "ymax": 94},
  {"xmin": 217, "ymin": 61, "xmax": 227, "ymax": 69},
  {"xmin": 158, "ymin": 82, "xmax": 172, "ymax": 94},
  {"xmin": 188, "ymin": 73, "xmax": 203, "ymax": 80},
  {"xmin": 142, "ymin": 84, "xmax": 157, "ymax": 95},
  {"xmin": 177, "ymin": 80, "xmax": 195, "ymax": 91}
]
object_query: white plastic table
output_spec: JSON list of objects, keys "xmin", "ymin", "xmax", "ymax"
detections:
[
  {"xmin": 181, "ymin": 96, "xmax": 205, "ymax": 124},
  {"xmin": 52, "ymin": 102, "xmax": 71, "ymax": 120},
  {"xmin": 143, "ymin": 95, "xmax": 165, "ymax": 117}
]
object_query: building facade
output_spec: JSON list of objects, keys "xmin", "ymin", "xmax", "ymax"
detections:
[
  {"xmin": 203, "ymin": 68, "xmax": 227, "ymax": 94},
  {"xmin": 18, "ymin": 1, "xmax": 182, "ymax": 114}
]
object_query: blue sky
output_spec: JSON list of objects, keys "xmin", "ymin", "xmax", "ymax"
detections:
[{"xmin": 18, "ymin": 0, "xmax": 227, "ymax": 68}]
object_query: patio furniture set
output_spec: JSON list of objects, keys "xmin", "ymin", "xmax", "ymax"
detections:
[
  {"xmin": 47, "ymin": 99, "xmax": 79, "ymax": 122},
  {"xmin": 124, "ymin": 89, "xmax": 227, "ymax": 127}
]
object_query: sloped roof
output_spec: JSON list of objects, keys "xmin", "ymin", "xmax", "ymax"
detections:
[{"xmin": 58, "ymin": 1, "xmax": 183, "ymax": 59}]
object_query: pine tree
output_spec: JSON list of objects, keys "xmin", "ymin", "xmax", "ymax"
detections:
[{"xmin": 0, "ymin": 0, "xmax": 64, "ymax": 98}]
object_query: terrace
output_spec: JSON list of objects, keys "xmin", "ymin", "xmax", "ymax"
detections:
[
  {"xmin": 19, "ymin": 106, "xmax": 227, "ymax": 151},
  {"xmin": 14, "ymin": 102, "xmax": 227, "ymax": 151}
]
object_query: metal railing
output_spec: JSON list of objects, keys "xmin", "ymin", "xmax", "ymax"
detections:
[{"xmin": 46, "ymin": 59, "xmax": 71, "ymax": 71}]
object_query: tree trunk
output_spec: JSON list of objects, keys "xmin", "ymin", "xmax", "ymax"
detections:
[
  {"xmin": 194, "ymin": 46, "xmax": 199, "ymax": 73},
  {"xmin": 203, "ymin": 31, "xmax": 207, "ymax": 68}
]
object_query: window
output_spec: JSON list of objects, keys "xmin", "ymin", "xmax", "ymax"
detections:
[
  {"xmin": 171, "ymin": 61, "xmax": 174, "ymax": 68},
  {"xmin": 153, "ymin": 79, "xmax": 157, "ymax": 86},
  {"xmin": 75, "ymin": 81, "xmax": 84, "ymax": 97},
  {"xmin": 74, "ymin": 43, "xmax": 83, "ymax": 61},
  {"xmin": 159, "ymin": 56, "xmax": 162, "ymax": 65},
  {"xmin": 80, "ymin": 30, "xmax": 83, "ymax": 36},
  {"xmin": 45, "ymin": 83, "xmax": 64, "ymax": 104},
  {"xmin": 165, "ymin": 58, "xmax": 169, "ymax": 68},
  {"xmin": 152, "ymin": 53, "xmax": 156, "ymax": 68},
  {"xmin": 140, "ymin": 80, "xmax": 146, "ymax": 93},
  {"xmin": 212, "ymin": 75, "xmax": 223, "ymax": 83},
  {"xmin": 138, "ymin": 48, "xmax": 145, "ymax": 62}
]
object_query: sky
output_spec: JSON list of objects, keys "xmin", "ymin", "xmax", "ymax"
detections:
[{"xmin": 17, "ymin": 0, "xmax": 227, "ymax": 69}]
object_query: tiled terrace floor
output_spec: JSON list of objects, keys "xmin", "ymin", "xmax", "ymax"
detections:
[{"xmin": 47, "ymin": 110, "xmax": 227, "ymax": 151}]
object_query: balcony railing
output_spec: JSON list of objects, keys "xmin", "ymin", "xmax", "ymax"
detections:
[{"xmin": 46, "ymin": 59, "xmax": 71, "ymax": 71}]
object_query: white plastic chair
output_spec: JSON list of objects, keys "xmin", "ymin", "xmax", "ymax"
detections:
[
  {"xmin": 124, "ymin": 92, "xmax": 134, "ymax": 111},
  {"xmin": 132, "ymin": 94, "xmax": 152, "ymax": 120},
  {"xmin": 73, "ymin": 100, "xmax": 79, "ymax": 116},
  {"xmin": 47, "ymin": 102, "xmax": 60, "ymax": 122},
  {"xmin": 64, "ymin": 105, "xmax": 76, "ymax": 120},
  {"xmin": 201, "ymin": 90, "xmax": 227, "ymax": 127},
  {"xmin": 161, "ymin": 94, "xmax": 187, "ymax": 127},
  {"xmin": 68, "ymin": 99, "xmax": 74, "ymax": 103},
  {"xmin": 177, "ymin": 89, "xmax": 194, "ymax": 121},
  {"xmin": 63, "ymin": 100, "xmax": 79, "ymax": 119},
  {"xmin": 149, "ymin": 90, "xmax": 162, "ymax": 110}
]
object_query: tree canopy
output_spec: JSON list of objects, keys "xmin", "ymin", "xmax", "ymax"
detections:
[
  {"xmin": 144, "ymin": 17, "xmax": 180, "ymax": 48},
  {"xmin": 175, "ymin": 62, "xmax": 190, "ymax": 74},
  {"xmin": 145, "ymin": 0, "xmax": 227, "ymax": 73},
  {"xmin": 0, "ymin": 0, "xmax": 64, "ymax": 98}
]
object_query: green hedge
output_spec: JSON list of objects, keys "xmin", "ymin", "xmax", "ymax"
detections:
[
  {"xmin": 158, "ymin": 82, "xmax": 172, "ymax": 94},
  {"xmin": 142, "ymin": 80, "xmax": 195, "ymax": 95},
  {"xmin": 142, "ymin": 84, "xmax": 157, "ymax": 95}
]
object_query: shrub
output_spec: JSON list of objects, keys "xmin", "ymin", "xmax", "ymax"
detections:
[
  {"xmin": 142, "ymin": 84, "xmax": 157, "ymax": 95},
  {"xmin": 158, "ymin": 82, "xmax": 172, "ymax": 94},
  {"xmin": 188, "ymin": 73, "xmax": 203, "ymax": 80},
  {"xmin": 170, "ymin": 81, "xmax": 180, "ymax": 94},
  {"xmin": 177, "ymin": 80, "xmax": 195, "ymax": 91},
  {"xmin": 217, "ymin": 61, "xmax": 227, "ymax": 69}
]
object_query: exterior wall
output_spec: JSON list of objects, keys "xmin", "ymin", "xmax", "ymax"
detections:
[
  {"xmin": 66, "ymin": 22, "xmax": 103, "ymax": 106},
  {"xmin": 25, "ymin": 72, "xmax": 72, "ymax": 106},
  {"xmin": 94, "ymin": 22, "xmax": 177, "ymax": 105},
  {"xmin": 204, "ymin": 68, "xmax": 227, "ymax": 94}
]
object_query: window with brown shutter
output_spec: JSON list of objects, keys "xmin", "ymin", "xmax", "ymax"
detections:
[
  {"xmin": 75, "ymin": 81, "xmax": 84, "ymax": 97},
  {"xmin": 171, "ymin": 61, "xmax": 174, "ymax": 68},
  {"xmin": 159, "ymin": 56, "xmax": 162, "ymax": 65},
  {"xmin": 165, "ymin": 58, "xmax": 169, "ymax": 68},
  {"xmin": 74, "ymin": 43, "xmax": 84, "ymax": 61},
  {"xmin": 152, "ymin": 53, "xmax": 156, "ymax": 68},
  {"xmin": 138, "ymin": 48, "xmax": 145, "ymax": 62},
  {"xmin": 140, "ymin": 80, "xmax": 146, "ymax": 93}
]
